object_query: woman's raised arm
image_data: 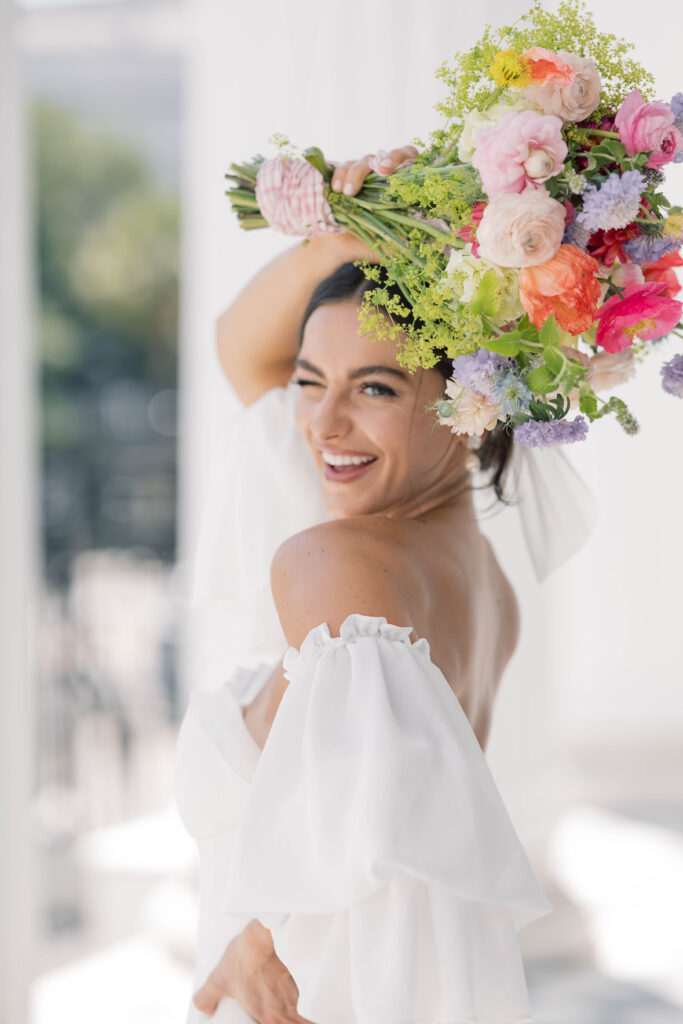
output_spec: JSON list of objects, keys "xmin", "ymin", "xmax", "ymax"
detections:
[
  {"xmin": 216, "ymin": 145, "xmax": 418, "ymax": 405},
  {"xmin": 216, "ymin": 231, "xmax": 375, "ymax": 405}
]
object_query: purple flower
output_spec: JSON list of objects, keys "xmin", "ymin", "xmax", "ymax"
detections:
[
  {"xmin": 661, "ymin": 352, "xmax": 683, "ymax": 397},
  {"xmin": 670, "ymin": 92, "xmax": 683, "ymax": 132},
  {"xmin": 577, "ymin": 171, "xmax": 645, "ymax": 233},
  {"xmin": 623, "ymin": 232, "xmax": 682, "ymax": 265},
  {"xmin": 562, "ymin": 217, "xmax": 592, "ymax": 251},
  {"xmin": 513, "ymin": 415, "xmax": 589, "ymax": 447},
  {"xmin": 451, "ymin": 349, "xmax": 513, "ymax": 395}
]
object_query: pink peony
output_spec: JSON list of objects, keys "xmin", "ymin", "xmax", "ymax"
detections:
[
  {"xmin": 522, "ymin": 51, "xmax": 602, "ymax": 122},
  {"xmin": 614, "ymin": 90, "xmax": 683, "ymax": 169},
  {"xmin": 595, "ymin": 281, "xmax": 683, "ymax": 352},
  {"xmin": 476, "ymin": 189, "xmax": 566, "ymax": 267},
  {"xmin": 471, "ymin": 110, "xmax": 567, "ymax": 195}
]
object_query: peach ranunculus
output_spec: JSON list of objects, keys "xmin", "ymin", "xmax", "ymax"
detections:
[
  {"xmin": 595, "ymin": 281, "xmax": 683, "ymax": 352},
  {"xmin": 519, "ymin": 244, "xmax": 601, "ymax": 332},
  {"xmin": 588, "ymin": 349, "xmax": 637, "ymax": 392},
  {"xmin": 441, "ymin": 379, "xmax": 505, "ymax": 436},
  {"xmin": 476, "ymin": 189, "xmax": 566, "ymax": 268},
  {"xmin": 522, "ymin": 51, "xmax": 602, "ymax": 123},
  {"xmin": 522, "ymin": 47, "xmax": 576, "ymax": 85},
  {"xmin": 471, "ymin": 110, "xmax": 567, "ymax": 195}
]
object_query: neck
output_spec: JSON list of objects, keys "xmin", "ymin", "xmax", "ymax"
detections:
[{"xmin": 379, "ymin": 468, "xmax": 478, "ymax": 525}]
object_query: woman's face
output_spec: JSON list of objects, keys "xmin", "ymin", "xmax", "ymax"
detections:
[{"xmin": 293, "ymin": 299, "xmax": 467, "ymax": 519}]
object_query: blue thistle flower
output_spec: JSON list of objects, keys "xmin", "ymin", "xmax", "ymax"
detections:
[
  {"xmin": 489, "ymin": 370, "xmax": 532, "ymax": 416},
  {"xmin": 513, "ymin": 415, "xmax": 589, "ymax": 447}
]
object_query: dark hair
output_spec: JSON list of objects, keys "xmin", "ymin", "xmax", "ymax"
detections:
[{"xmin": 299, "ymin": 261, "xmax": 517, "ymax": 508}]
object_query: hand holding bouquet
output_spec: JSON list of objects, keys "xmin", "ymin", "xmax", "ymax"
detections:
[{"xmin": 225, "ymin": 0, "xmax": 683, "ymax": 448}]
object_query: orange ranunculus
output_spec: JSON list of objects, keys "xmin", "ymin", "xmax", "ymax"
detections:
[
  {"xmin": 641, "ymin": 250, "xmax": 683, "ymax": 298},
  {"xmin": 519, "ymin": 244, "xmax": 601, "ymax": 333}
]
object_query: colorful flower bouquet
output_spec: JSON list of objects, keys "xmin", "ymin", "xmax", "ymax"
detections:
[{"xmin": 225, "ymin": 0, "xmax": 683, "ymax": 447}]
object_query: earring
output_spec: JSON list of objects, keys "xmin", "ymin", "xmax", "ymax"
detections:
[{"xmin": 464, "ymin": 450, "xmax": 481, "ymax": 473}]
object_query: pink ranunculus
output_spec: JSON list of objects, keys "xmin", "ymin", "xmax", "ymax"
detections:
[
  {"xmin": 614, "ymin": 89, "xmax": 683, "ymax": 169},
  {"xmin": 522, "ymin": 51, "xmax": 602, "ymax": 123},
  {"xmin": 471, "ymin": 109, "xmax": 567, "ymax": 196},
  {"xmin": 476, "ymin": 189, "xmax": 566, "ymax": 267},
  {"xmin": 595, "ymin": 281, "xmax": 683, "ymax": 353}
]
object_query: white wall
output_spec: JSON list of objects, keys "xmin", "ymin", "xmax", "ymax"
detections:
[{"xmin": 0, "ymin": 2, "xmax": 38, "ymax": 1021}]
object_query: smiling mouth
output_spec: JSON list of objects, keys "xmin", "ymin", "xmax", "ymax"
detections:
[{"xmin": 321, "ymin": 456, "xmax": 378, "ymax": 482}]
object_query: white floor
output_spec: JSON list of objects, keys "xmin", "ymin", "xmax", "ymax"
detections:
[{"xmin": 30, "ymin": 801, "xmax": 683, "ymax": 1024}]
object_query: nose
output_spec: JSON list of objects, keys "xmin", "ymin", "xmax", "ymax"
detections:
[{"xmin": 309, "ymin": 387, "xmax": 352, "ymax": 441}]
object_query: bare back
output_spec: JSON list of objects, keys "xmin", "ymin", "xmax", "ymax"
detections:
[{"xmin": 242, "ymin": 513, "xmax": 519, "ymax": 754}]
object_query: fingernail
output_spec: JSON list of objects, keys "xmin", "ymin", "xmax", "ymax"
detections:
[
  {"xmin": 379, "ymin": 159, "xmax": 392, "ymax": 168},
  {"xmin": 343, "ymin": 182, "xmax": 354, "ymax": 195},
  {"xmin": 332, "ymin": 179, "xmax": 342, "ymax": 191}
]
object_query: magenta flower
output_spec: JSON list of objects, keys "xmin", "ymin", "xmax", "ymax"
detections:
[
  {"xmin": 471, "ymin": 110, "xmax": 567, "ymax": 196},
  {"xmin": 614, "ymin": 90, "xmax": 683, "ymax": 169},
  {"xmin": 595, "ymin": 281, "xmax": 683, "ymax": 353}
]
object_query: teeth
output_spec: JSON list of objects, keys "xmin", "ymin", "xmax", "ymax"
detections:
[{"xmin": 322, "ymin": 451, "xmax": 377, "ymax": 466}]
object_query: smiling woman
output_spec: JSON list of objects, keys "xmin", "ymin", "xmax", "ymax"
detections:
[{"xmin": 182, "ymin": 148, "xmax": 545, "ymax": 1024}]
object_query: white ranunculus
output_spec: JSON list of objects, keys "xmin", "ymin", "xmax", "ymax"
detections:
[
  {"xmin": 445, "ymin": 247, "xmax": 524, "ymax": 325},
  {"xmin": 457, "ymin": 97, "xmax": 542, "ymax": 162}
]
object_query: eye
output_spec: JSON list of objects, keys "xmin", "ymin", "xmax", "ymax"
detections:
[
  {"xmin": 293, "ymin": 378, "xmax": 320, "ymax": 388},
  {"xmin": 361, "ymin": 382, "xmax": 397, "ymax": 397}
]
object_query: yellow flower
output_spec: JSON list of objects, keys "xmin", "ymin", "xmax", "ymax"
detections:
[
  {"xmin": 489, "ymin": 50, "xmax": 532, "ymax": 89},
  {"xmin": 663, "ymin": 212, "xmax": 683, "ymax": 238}
]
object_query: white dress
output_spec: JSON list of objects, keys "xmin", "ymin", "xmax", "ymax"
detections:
[{"xmin": 174, "ymin": 383, "xmax": 554, "ymax": 1024}]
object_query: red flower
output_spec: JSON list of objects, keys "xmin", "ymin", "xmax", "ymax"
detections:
[
  {"xmin": 587, "ymin": 225, "xmax": 639, "ymax": 267},
  {"xmin": 457, "ymin": 202, "xmax": 486, "ymax": 256},
  {"xmin": 595, "ymin": 281, "xmax": 683, "ymax": 353},
  {"xmin": 641, "ymin": 250, "xmax": 683, "ymax": 299},
  {"xmin": 520, "ymin": 244, "xmax": 601, "ymax": 333}
]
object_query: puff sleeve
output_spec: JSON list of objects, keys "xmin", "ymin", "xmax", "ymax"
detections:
[{"xmin": 222, "ymin": 613, "xmax": 553, "ymax": 1024}]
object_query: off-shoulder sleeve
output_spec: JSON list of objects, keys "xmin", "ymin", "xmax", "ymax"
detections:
[{"xmin": 222, "ymin": 613, "xmax": 553, "ymax": 1024}]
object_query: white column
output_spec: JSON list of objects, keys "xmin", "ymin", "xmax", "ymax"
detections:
[{"xmin": 0, "ymin": 2, "xmax": 39, "ymax": 1023}]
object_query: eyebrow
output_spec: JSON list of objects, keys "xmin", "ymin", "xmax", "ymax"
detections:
[{"xmin": 294, "ymin": 357, "xmax": 410, "ymax": 383}]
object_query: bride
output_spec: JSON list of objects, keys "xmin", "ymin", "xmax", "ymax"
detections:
[{"xmin": 175, "ymin": 146, "xmax": 553, "ymax": 1023}]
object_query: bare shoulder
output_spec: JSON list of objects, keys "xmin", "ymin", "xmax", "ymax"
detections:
[{"xmin": 270, "ymin": 518, "xmax": 417, "ymax": 649}]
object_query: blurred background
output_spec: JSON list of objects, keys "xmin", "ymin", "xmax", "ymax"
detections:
[{"xmin": 2, "ymin": 0, "xmax": 682, "ymax": 1022}]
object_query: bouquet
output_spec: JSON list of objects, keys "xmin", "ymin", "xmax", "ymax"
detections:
[{"xmin": 225, "ymin": 0, "xmax": 683, "ymax": 448}]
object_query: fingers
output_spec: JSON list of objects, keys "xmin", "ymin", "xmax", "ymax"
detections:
[
  {"xmin": 331, "ymin": 155, "xmax": 373, "ymax": 196},
  {"xmin": 331, "ymin": 145, "xmax": 419, "ymax": 195},
  {"xmin": 192, "ymin": 975, "xmax": 221, "ymax": 1016}
]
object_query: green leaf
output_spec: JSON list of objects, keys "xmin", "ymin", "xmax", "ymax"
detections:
[
  {"xmin": 543, "ymin": 346, "xmax": 564, "ymax": 375},
  {"xmin": 526, "ymin": 366, "xmax": 556, "ymax": 394},
  {"xmin": 303, "ymin": 146, "xmax": 333, "ymax": 184},
  {"xmin": 480, "ymin": 335, "xmax": 520, "ymax": 357},
  {"xmin": 470, "ymin": 268, "xmax": 500, "ymax": 317},
  {"xmin": 528, "ymin": 399, "xmax": 552, "ymax": 421},
  {"xmin": 539, "ymin": 315, "xmax": 560, "ymax": 347}
]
